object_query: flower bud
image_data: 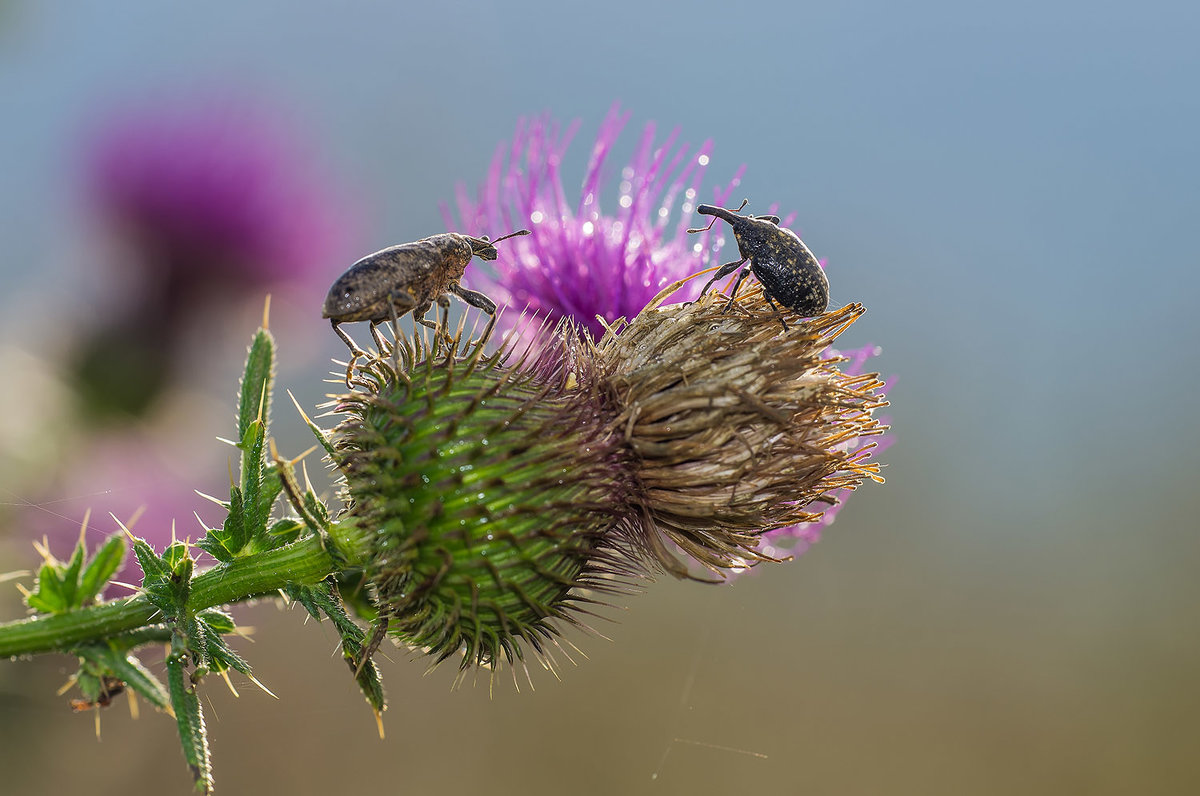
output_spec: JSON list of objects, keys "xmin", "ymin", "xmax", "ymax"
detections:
[{"xmin": 329, "ymin": 333, "xmax": 635, "ymax": 673}]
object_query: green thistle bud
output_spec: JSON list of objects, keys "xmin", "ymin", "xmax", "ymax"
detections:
[{"xmin": 329, "ymin": 331, "xmax": 636, "ymax": 674}]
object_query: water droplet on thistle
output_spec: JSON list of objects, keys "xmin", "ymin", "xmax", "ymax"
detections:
[
  {"xmin": 530, "ymin": 210, "xmax": 545, "ymax": 223},
  {"xmin": 697, "ymin": 154, "xmax": 710, "ymax": 166},
  {"xmin": 477, "ymin": 493, "xmax": 485, "ymax": 500},
  {"xmin": 481, "ymin": 438, "xmax": 489, "ymax": 445},
  {"xmin": 582, "ymin": 221, "xmax": 595, "ymax": 235},
  {"xmin": 619, "ymin": 195, "xmax": 632, "ymax": 208},
  {"xmin": 485, "ymin": 533, "xmax": 494, "ymax": 541},
  {"xmin": 421, "ymin": 474, "xmax": 430, "ymax": 484}
]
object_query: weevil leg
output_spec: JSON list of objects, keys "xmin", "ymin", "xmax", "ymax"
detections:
[
  {"xmin": 413, "ymin": 300, "xmax": 441, "ymax": 334},
  {"xmin": 437, "ymin": 295, "xmax": 451, "ymax": 344},
  {"xmin": 387, "ymin": 297, "xmax": 402, "ymax": 374},
  {"xmin": 449, "ymin": 284, "xmax": 498, "ymax": 348},
  {"xmin": 415, "ymin": 295, "xmax": 453, "ymax": 352},
  {"xmin": 449, "ymin": 283, "xmax": 497, "ymax": 315},
  {"xmin": 413, "ymin": 300, "xmax": 454, "ymax": 351},
  {"xmin": 722, "ymin": 266, "xmax": 753, "ymax": 313},
  {"xmin": 762, "ymin": 291, "xmax": 790, "ymax": 331},
  {"xmin": 331, "ymin": 320, "xmax": 369, "ymax": 388},
  {"xmin": 696, "ymin": 258, "xmax": 748, "ymax": 301},
  {"xmin": 368, "ymin": 321, "xmax": 390, "ymax": 355}
]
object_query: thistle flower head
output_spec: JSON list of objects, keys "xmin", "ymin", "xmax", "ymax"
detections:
[
  {"xmin": 328, "ymin": 326, "xmax": 640, "ymax": 676},
  {"xmin": 446, "ymin": 105, "xmax": 743, "ymax": 341},
  {"xmin": 324, "ymin": 278, "xmax": 887, "ymax": 679},
  {"xmin": 596, "ymin": 285, "xmax": 887, "ymax": 577}
]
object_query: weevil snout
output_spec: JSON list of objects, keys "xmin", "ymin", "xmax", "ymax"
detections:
[
  {"xmin": 467, "ymin": 237, "xmax": 500, "ymax": 261},
  {"xmin": 468, "ymin": 228, "xmax": 531, "ymax": 261}
]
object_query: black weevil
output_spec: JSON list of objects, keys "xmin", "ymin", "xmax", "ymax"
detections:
[
  {"xmin": 322, "ymin": 229, "xmax": 529, "ymax": 371},
  {"xmin": 686, "ymin": 200, "xmax": 829, "ymax": 328}
]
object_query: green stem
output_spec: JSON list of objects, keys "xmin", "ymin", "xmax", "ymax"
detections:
[{"xmin": 0, "ymin": 519, "xmax": 370, "ymax": 659}]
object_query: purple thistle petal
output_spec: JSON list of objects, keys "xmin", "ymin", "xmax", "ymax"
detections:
[{"xmin": 448, "ymin": 104, "xmax": 742, "ymax": 342}]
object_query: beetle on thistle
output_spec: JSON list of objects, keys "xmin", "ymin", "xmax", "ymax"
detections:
[
  {"xmin": 322, "ymin": 229, "xmax": 529, "ymax": 376},
  {"xmin": 687, "ymin": 199, "xmax": 829, "ymax": 329}
]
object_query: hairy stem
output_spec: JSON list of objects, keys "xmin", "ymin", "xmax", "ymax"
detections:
[{"xmin": 0, "ymin": 519, "xmax": 370, "ymax": 658}]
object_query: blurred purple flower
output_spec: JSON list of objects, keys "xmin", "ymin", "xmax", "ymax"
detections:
[
  {"xmin": 70, "ymin": 93, "xmax": 359, "ymax": 420},
  {"xmin": 446, "ymin": 105, "xmax": 743, "ymax": 341},
  {"xmin": 84, "ymin": 95, "xmax": 354, "ymax": 300}
]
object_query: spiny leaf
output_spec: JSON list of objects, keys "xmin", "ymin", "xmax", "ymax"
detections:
[
  {"xmin": 195, "ymin": 613, "xmax": 251, "ymax": 677},
  {"xmin": 198, "ymin": 486, "xmax": 243, "ymax": 563},
  {"xmin": 78, "ymin": 535, "xmax": 127, "ymax": 606},
  {"xmin": 265, "ymin": 518, "xmax": 304, "ymax": 546},
  {"xmin": 132, "ymin": 537, "xmax": 190, "ymax": 617},
  {"xmin": 167, "ymin": 633, "xmax": 213, "ymax": 794},
  {"xmin": 287, "ymin": 580, "xmax": 385, "ymax": 717},
  {"xmin": 74, "ymin": 643, "xmax": 170, "ymax": 713},
  {"xmin": 59, "ymin": 536, "xmax": 87, "ymax": 608},
  {"xmin": 237, "ymin": 327, "xmax": 275, "ymax": 443},
  {"xmin": 26, "ymin": 562, "xmax": 68, "ymax": 614},
  {"xmin": 238, "ymin": 419, "xmax": 268, "ymax": 545}
]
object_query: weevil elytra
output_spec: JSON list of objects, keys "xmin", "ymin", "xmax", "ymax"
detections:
[
  {"xmin": 322, "ymin": 229, "xmax": 529, "ymax": 370},
  {"xmin": 687, "ymin": 200, "xmax": 829, "ymax": 329}
]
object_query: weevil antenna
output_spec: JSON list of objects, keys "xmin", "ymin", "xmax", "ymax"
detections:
[{"xmin": 484, "ymin": 229, "xmax": 531, "ymax": 245}]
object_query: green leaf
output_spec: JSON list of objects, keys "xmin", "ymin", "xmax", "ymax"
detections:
[
  {"xmin": 238, "ymin": 419, "xmax": 267, "ymax": 545},
  {"xmin": 265, "ymin": 518, "xmax": 304, "ymax": 546},
  {"xmin": 197, "ymin": 607, "xmax": 236, "ymax": 636},
  {"xmin": 26, "ymin": 562, "xmax": 68, "ymax": 614},
  {"xmin": 167, "ymin": 633, "xmax": 213, "ymax": 794},
  {"xmin": 78, "ymin": 534, "xmax": 127, "ymax": 606},
  {"xmin": 251, "ymin": 464, "xmax": 284, "ymax": 540},
  {"xmin": 132, "ymin": 537, "xmax": 190, "ymax": 618},
  {"xmin": 195, "ymin": 614, "xmax": 251, "ymax": 677},
  {"xmin": 237, "ymin": 328, "xmax": 275, "ymax": 442},
  {"xmin": 275, "ymin": 456, "xmax": 339, "ymax": 563},
  {"xmin": 59, "ymin": 536, "xmax": 87, "ymax": 608},
  {"xmin": 132, "ymin": 536, "xmax": 170, "ymax": 587},
  {"xmin": 74, "ymin": 643, "xmax": 170, "ymax": 713},
  {"xmin": 287, "ymin": 579, "xmax": 385, "ymax": 717},
  {"xmin": 198, "ymin": 486, "xmax": 243, "ymax": 563}
]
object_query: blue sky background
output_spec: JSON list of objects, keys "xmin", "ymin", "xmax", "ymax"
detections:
[{"xmin": 1, "ymin": 2, "xmax": 1198, "ymax": 793}]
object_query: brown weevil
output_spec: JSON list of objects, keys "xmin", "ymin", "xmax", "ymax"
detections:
[
  {"xmin": 322, "ymin": 229, "xmax": 530, "ymax": 372},
  {"xmin": 686, "ymin": 199, "xmax": 829, "ymax": 329}
]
